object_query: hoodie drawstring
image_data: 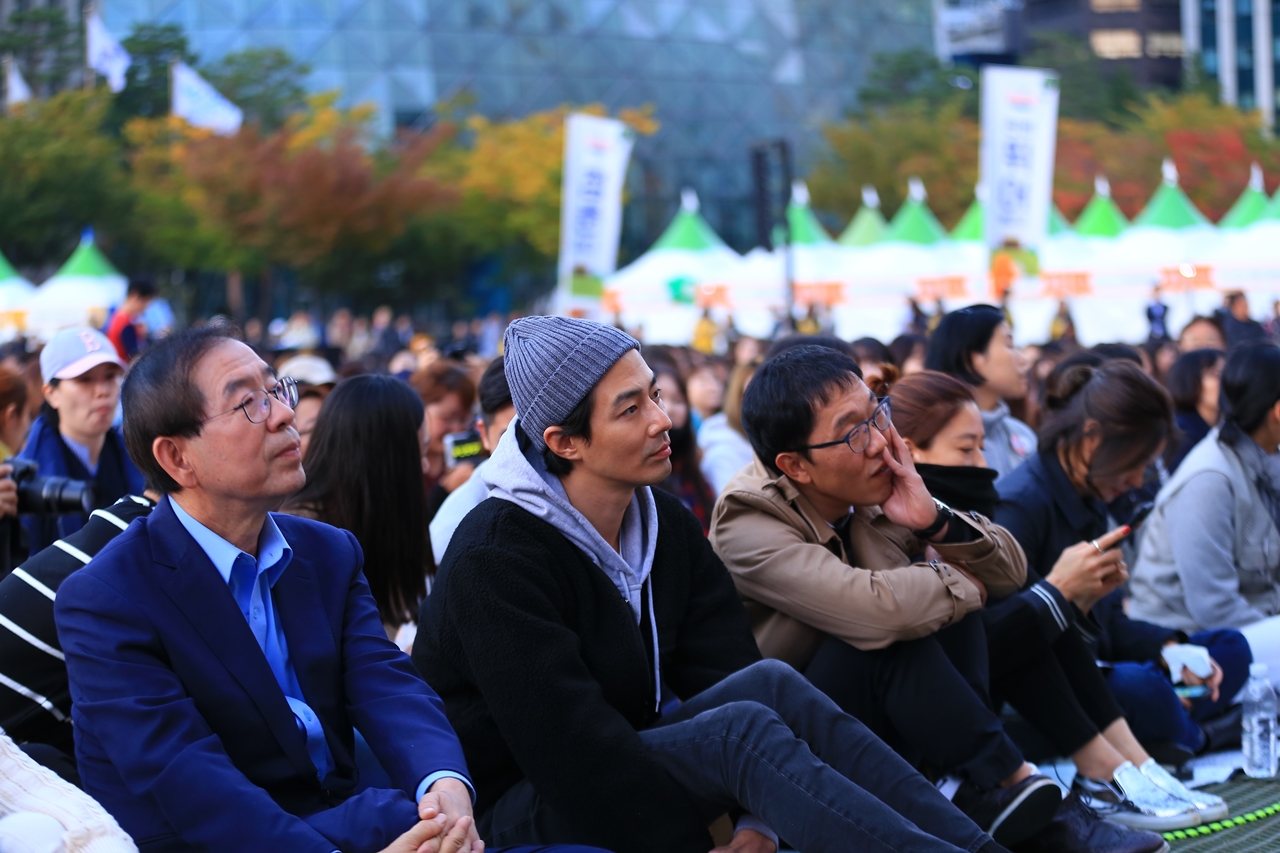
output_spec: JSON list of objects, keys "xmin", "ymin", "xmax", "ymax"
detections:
[{"xmin": 646, "ymin": 574, "xmax": 661, "ymax": 713}]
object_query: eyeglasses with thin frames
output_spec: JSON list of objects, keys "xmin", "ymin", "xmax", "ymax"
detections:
[
  {"xmin": 202, "ymin": 376, "xmax": 299, "ymax": 425},
  {"xmin": 795, "ymin": 398, "xmax": 892, "ymax": 455}
]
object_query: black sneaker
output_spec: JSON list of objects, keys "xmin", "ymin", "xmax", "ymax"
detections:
[
  {"xmin": 952, "ymin": 773, "xmax": 1062, "ymax": 847},
  {"xmin": 1016, "ymin": 793, "xmax": 1169, "ymax": 853}
]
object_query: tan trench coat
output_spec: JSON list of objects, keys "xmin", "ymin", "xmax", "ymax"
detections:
[{"xmin": 710, "ymin": 459, "xmax": 1027, "ymax": 670}]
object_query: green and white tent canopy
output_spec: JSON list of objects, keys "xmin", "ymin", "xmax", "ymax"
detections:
[
  {"xmin": 886, "ymin": 177, "xmax": 949, "ymax": 245},
  {"xmin": 1219, "ymin": 164, "xmax": 1270, "ymax": 229},
  {"xmin": 951, "ymin": 185, "xmax": 1071, "ymax": 242},
  {"xmin": 1073, "ymin": 176, "xmax": 1129, "ymax": 238},
  {"xmin": 785, "ymin": 181, "xmax": 834, "ymax": 245},
  {"xmin": 951, "ymin": 186, "xmax": 984, "ymax": 242},
  {"xmin": 25, "ymin": 233, "xmax": 127, "ymax": 339},
  {"xmin": 1050, "ymin": 206, "xmax": 1072, "ymax": 236},
  {"xmin": 604, "ymin": 188, "xmax": 740, "ymax": 312},
  {"xmin": 838, "ymin": 185, "xmax": 888, "ymax": 247},
  {"xmin": 1133, "ymin": 159, "xmax": 1211, "ymax": 229},
  {"xmin": 0, "ymin": 250, "xmax": 34, "ymax": 314}
]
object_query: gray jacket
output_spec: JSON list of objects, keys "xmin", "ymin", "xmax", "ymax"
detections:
[
  {"xmin": 1129, "ymin": 427, "xmax": 1280, "ymax": 632},
  {"xmin": 981, "ymin": 401, "xmax": 1037, "ymax": 479}
]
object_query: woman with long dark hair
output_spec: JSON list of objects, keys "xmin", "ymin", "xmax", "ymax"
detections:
[
  {"xmin": 283, "ymin": 375, "xmax": 430, "ymax": 638},
  {"xmin": 648, "ymin": 361, "xmax": 716, "ymax": 533}
]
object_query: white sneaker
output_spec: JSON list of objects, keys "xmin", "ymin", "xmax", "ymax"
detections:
[
  {"xmin": 1072, "ymin": 761, "xmax": 1200, "ymax": 832},
  {"xmin": 1138, "ymin": 758, "xmax": 1229, "ymax": 822}
]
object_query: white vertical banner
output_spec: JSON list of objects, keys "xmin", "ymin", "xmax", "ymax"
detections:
[
  {"xmin": 3, "ymin": 56, "xmax": 31, "ymax": 108},
  {"xmin": 555, "ymin": 113, "xmax": 635, "ymax": 313},
  {"xmin": 172, "ymin": 61, "xmax": 243, "ymax": 135},
  {"xmin": 980, "ymin": 65, "xmax": 1060, "ymax": 252},
  {"xmin": 86, "ymin": 10, "xmax": 132, "ymax": 93}
]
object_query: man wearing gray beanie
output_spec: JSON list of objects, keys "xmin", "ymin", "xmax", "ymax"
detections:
[{"xmin": 414, "ymin": 316, "xmax": 1012, "ymax": 853}]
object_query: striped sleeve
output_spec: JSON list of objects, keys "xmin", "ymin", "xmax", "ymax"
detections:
[{"xmin": 0, "ymin": 496, "xmax": 154, "ymax": 747}]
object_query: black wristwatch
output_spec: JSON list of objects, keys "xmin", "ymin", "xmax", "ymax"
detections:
[{"xmin": 912, "ymin": 498, "xmax": 954, "ymax": 541}]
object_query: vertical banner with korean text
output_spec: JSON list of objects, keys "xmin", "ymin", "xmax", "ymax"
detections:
[
  {"xmin": 556, "ymin": 113, "xmax": 634, "ymax": 314},
  {"xmin": 980, "ymin": 65, "xmax": 1059, "ymax": 253}
]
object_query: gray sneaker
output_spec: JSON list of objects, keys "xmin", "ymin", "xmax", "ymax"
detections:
[
  {"xmin": 1072, "ymin": 761, "xmax": 1200, "ymax": 832},
  {"xmin": 1138, "ymin": 759, "xmax": 1229, "ymax": 822}
]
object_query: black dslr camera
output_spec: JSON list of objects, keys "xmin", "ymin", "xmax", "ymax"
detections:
[{"xmin": 6, "ymin": 458, "xmax": 94, "ymax": 516}]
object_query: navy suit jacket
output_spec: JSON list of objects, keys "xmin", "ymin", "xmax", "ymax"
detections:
[{"xmin": 55, "ymin": 498, "xmax": 470, "ymax": 853}]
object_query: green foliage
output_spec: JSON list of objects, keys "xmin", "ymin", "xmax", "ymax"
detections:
[
  {"xmin": 107, "ymin": 24, "xmax": 196, "ymax": 130},
  {"xmin": 1020, "ymin": 33, "xmax": 1142, "ymax": 126},
  {"xmin": 857, "ymin": 48, "xmax": 978, "ymax": 118},
  {"xmin": 811, "ymin": 101, "xmax": 979, "ymax": 229},
  {"xmin": 0, "ymin": 90, "xmax": 130, "ymax": 265},
  {"xmin": 202, "ymin": 47, "xmax": 310, "ymax": 133},
  {"xmin": 0, "ymin": 6, "xmax": 80, "ymax": 97}
]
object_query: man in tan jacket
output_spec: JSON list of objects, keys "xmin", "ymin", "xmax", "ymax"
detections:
[{"xmin": 712, "ymin": 343, "xmax": 1062, "ymax": 849}]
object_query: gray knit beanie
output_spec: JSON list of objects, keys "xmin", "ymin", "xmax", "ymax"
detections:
[{"xmin": 503, "ymin": 316, "xmax": 640, "ymax": 451}]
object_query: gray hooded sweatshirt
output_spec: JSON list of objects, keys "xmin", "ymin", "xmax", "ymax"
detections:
[
  {"xmin": 482, "ymin": 419, "xmax": 663, "ymax": 712},
  {"xmin": 981, "ymin": 400, "xmax": 1037, "ymax": 479}
]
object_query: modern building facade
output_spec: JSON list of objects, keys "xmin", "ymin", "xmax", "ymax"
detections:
[
  {"xmin": 97, "ymin": 0, "xmax": 935, "ymax": 252},
  {"xmin": 1183, "ymin": 0, "xmax": 1277, "ymax": 127},
  {"xmin": 1021, "ymin": 0, "xmax": 1184, "ymax": 90}
]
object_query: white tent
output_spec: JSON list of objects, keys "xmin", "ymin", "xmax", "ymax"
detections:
[{"xmin": 24, "ymin": 234, "xmax": 126, "ymax": 339}]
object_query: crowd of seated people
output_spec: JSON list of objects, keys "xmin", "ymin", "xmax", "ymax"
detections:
[{"xmin": 2, "ymin": 303, "xmax": 1280, "ymax": 853}]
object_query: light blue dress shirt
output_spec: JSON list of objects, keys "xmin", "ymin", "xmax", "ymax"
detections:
[{"xmin": 169, "ymin": 498, "xmax": 471, "ymax": 805}]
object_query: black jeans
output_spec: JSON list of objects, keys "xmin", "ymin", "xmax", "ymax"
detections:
[
  {"xmin": 481, "ymin": 661, "xmax": 994, "ymax": 853},
  {"xmin": 804, "ymin": 611, "xmax": 1024, "ymax": 789},
  {"xmin": 990, "ymin": 626, "xmax": 1124, "ymax": 758}
]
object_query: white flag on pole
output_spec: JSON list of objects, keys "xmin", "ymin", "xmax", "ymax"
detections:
[
  {"xmin": 3, "ymin": 56, "xmax": 31, "ymax": 108},
  {"xmin": 172, "ymin": 61, "xmax": 243, "ymax": 135},
  {"xmin": 980, "ymin": 65, "xmax": 1060, "ymax": 252},
  {"xmin": 86, "ymin": 11, "xmax": 131, "ymax": 93},
  {"xmin": 555, "ymin": 113, "xmax": 634, "ymax": 313}
]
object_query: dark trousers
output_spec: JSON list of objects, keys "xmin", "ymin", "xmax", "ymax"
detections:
[
  {"xmin": 1107, "ymin": 629, "xmax": 1253, "ymax": 753},
  {"xmin": 803, "ymin": 611, "xmax": 1024, "ymax": 789},
  {"xmin": 481, "ymin": 660, "xmax": 993, "ymax": 853},
  {"xmin": 990, "ymin": 626, "xmax": 1124, "ymax": 758}
]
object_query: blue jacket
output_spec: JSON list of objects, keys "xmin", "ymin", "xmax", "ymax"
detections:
[
  {"xmin": 55, "ymin": 498, "xmax": 471, "ymax": 853},
  {"xmin": 17, "ymin": 414, "xmax": 145, "ymax": 555}
]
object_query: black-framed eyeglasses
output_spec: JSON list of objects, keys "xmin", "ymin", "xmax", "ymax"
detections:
[
  {"xmin": 796, "ymin": 398, "xmax": 891, "ymax": 455},
  {"xmin": 202, "ymin": 376, "xmax": 299, "ymax": 425}
]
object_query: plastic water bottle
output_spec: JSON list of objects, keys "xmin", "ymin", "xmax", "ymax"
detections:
[{"xmin": 1242, "ymin": 663, "xmax": 1278, "ymax": 778}]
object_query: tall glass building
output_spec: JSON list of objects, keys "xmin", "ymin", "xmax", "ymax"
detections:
[
  {"xmin": 1183, "ymin": 0, "xmax": 1277, "ymax": 128},
  {"xmin": 101, "ymin": 0, "xmax": 935, "ymax": 251}
]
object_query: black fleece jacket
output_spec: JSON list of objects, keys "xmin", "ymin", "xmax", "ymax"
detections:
[{"xmin": 412, "ymin": 489, "xmax": 762, "ymax": 853}]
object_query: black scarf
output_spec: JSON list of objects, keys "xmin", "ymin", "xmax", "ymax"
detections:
[{"xmin": 915, "ymin": 462, "xmax": 1000, "ymax": 519}]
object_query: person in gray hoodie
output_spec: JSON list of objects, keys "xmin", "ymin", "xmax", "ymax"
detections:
[
  {"xmin": 926, "ymin": 304, "xmax": 1037, "ymax": 478},
  {"xmin": 413, "ymin": 316, "xmax": 1016, "ymax": 853}
]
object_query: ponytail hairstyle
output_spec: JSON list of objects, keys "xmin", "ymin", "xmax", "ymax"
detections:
[
  {"xmin": 1219, "ymin": 342, "xmax": 1280, "ymax": 447},
  {"xmin": 1038, "ymin": 360, "xmax": 1173, "ymax": 482}
]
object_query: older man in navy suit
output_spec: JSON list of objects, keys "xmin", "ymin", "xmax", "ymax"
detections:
[{"xmin": 55, "ymin": 326, "xmax": 606, "ymax": 853}]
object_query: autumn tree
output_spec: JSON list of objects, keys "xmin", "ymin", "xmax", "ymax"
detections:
[
  {"xmin": 174, "ymin": 94, "xmax": 456, "ymax": 297},
  {"xmin": 427, "ymin": 103, "xmax": 659, "ymax": 265},
  {"xmin": 809, "ymin": 101, "xmax": 979, "ymax": 229},
  {"xmin": 0, "ymin": 90, "xmax": 130, "ymax": 266}
]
